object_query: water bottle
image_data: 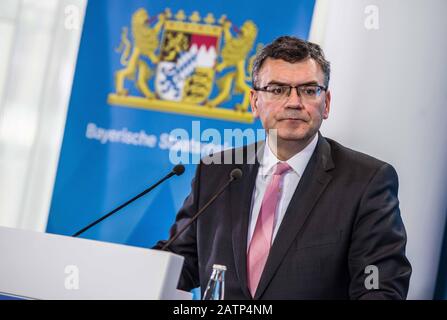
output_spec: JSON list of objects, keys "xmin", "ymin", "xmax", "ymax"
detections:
[{"xmin": 202, "ymin": 264, "xmax": 226, "ymax": 300}]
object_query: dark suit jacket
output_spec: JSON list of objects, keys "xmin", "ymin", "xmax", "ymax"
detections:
[{"xmin": 154, "ymin": 134, "xmax": 412, "ymax": 299}]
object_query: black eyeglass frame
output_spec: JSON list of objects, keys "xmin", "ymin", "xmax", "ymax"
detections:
[{"xmin": 252, "ymin": 84, "xmax": 328, "ymax": 97}]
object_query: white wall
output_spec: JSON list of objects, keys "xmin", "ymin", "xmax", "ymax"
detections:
[
  {"xmin": 311, "ymin": 0, "xmax": 447, "ymax": 299},
  {"xmin": 0, "ymin": 0, "xmax": 86, "ymax": 231}
]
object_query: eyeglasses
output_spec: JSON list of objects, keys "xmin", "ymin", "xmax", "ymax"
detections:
[{"xmin": 253, "ymin": 84, "xmax": 327, "ymax": 102}]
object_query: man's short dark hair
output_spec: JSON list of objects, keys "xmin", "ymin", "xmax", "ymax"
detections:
[{"xmin": 252, "ymin": 36, "xmax": 331, "ymax": 88}]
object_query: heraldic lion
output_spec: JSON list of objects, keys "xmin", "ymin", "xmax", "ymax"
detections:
[
  {"xmin": 115, "ymin": 8, "xmax": 165, "ymax": 98},
  {"xmin": 207, "ymin": 19, "xmax": 258, "ymax": 112}
]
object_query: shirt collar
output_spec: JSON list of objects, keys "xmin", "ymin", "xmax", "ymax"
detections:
[{"xmin": 259, "ymin": 134, "xmax": 318, "ymax": 177}]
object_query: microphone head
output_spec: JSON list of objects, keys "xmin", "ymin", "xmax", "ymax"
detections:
[
  {"xmin": 173, "ymin": 164, "xmax": 185, "ymax": 176},
  {"xmin": 230, "ymin": 168, "xmax": 243, "ymax": 180}
]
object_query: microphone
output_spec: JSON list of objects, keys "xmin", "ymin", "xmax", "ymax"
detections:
[
  {"xmin": 72, "ymin": 164, "xmax": 185, "ymax": 237},
  {"xmin": 161, "ymin": 168, "xmax": 243, "ymax": 251}
]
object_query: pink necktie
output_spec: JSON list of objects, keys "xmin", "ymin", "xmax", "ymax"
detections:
[{"xmin": 247, "ymin": 162, "xmax": 291, "ymax": 298}]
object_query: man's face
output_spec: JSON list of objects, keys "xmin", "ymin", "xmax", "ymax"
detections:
[{"xmin": 250, "ymin": 58, "xmax": 331, "ymax": 143}]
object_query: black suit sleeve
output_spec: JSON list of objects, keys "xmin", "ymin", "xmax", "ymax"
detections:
[
  {"xmin": 152, "ymin": 163, "xmax": 202, "ymax": 291},
  {"xmin": 348, "ymin": 163, "xmax": 412, "ymax": 300}
]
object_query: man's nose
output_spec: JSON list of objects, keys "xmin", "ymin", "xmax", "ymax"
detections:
[{"xmin": 285, "ymin": 87, "xmax": 303, "ymax": 108}]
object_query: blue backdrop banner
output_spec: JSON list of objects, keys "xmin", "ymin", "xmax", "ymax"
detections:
[{"xmin": 46, "ymin": 0, "xmax": 316, "ymax": 247}]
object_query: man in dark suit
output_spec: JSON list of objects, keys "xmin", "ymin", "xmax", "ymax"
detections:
[{"xmin": 155, "ymin": 36, "xmax": 411, "ymax": 299}]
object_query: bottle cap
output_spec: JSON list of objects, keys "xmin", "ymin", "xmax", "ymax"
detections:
[{"xmin": 212, "ymin": 264, "xmax": 227, "ymax": 271}]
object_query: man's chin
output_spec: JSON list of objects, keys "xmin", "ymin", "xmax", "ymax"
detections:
[
  {"xmin": 272, "ymin": 129, "xmax": 320, "ymax": 145},
  {"xmin": 276, "ymin": 129, "xmax": 312, "ymax": 141},
  {"xmin": 278, "ymin": 136, "xmax": 307, "ymax": 142}
]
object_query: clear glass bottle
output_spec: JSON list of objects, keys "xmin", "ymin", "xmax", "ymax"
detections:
[{"xmin": 202, "ymin": 264, "xmax": 226, "ymax": 300}]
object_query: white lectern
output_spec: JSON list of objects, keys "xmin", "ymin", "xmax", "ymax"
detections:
[{"xmin": 0, "ymin": 226, "xmax": 192, "ymax": 300}]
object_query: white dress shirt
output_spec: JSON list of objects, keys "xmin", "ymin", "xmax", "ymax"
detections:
[{"xmin": 247, "ymin": 134, "xmax": 318, "ymax": 247}]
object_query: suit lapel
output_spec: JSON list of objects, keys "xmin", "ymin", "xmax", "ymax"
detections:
[
  {"xmin": 230, "ymin": 142, "xmax": 263, "ymax": 300},
  {"xmin": 254, "ymin": 134, "xmax": 335, "ymax": 299}
]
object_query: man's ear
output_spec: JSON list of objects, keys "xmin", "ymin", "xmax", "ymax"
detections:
[
  {"xmin": 322, "ymin": 89, "xmax": 331, "ymax": 119},
  {"xmin": 250, "ymin": 89, "xmax": 259, "ymax": 118}
]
